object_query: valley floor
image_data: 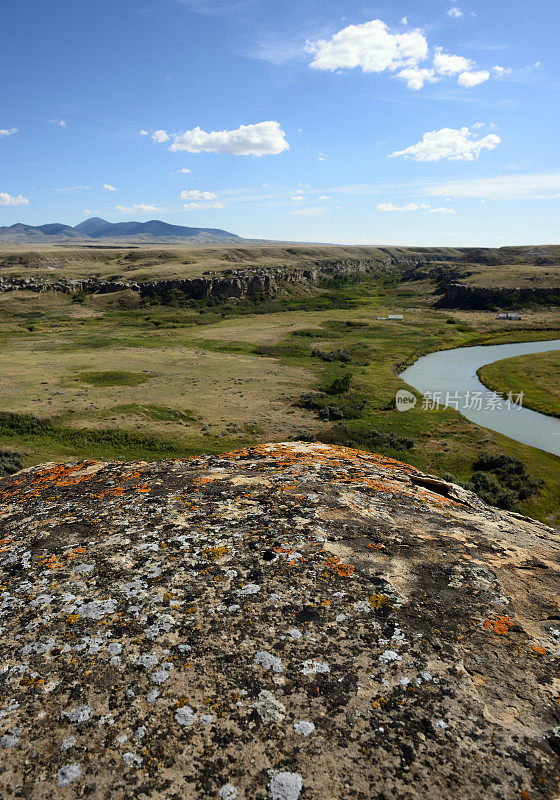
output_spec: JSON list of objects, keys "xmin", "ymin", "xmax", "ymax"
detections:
[{"xmin": 1, "ymin": 273, "xmax": 559, "ymax": 526}]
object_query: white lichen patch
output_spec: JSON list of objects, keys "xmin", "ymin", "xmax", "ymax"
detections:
[
  {"xmin": 269, "ymin": 771, "xmax": 303, "ymax": 800},
  {"xmin": 57, "ymin": 763, "xmax": 82, "ymax": 786},
  {"xmin": 61, "ymin": 704, "xmax": 92, "ymax": 724},
  {"xmin": 236, "ymin": 583, "xmax": 261, "ymax": 596},
  {"xmin": 218, "ymin": 783, "xmax": 238, "ymax": 800},
  {"xmin": 175, "ymin": 706, "xmax": 197, "ymax": 727},
  {"xmin": 301, "ymin": 659, "xmax": 330, "ymax": 675},
  {"xmin": 254, "ymin": 651, "xmax": 283, "ymax": 673},
  {"xmin": 293, "ymin": 720, "xmax": 315, "ymax": 736},
  {"xmin": 378, "ymin": 650, "xmax": 402, "ymax": 664},
  {"xmin": 254, "ymin": 690, "xmax": 286, "ymax": 724},
  {"xmin": 60, "ymin": 736, "xmax": 77, "ymax": 751},
  {"xmin": 122, "ymin": 752, "xmax": 142, "ymax": 768}
]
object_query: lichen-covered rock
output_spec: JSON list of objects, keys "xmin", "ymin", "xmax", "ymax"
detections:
[{"xmin": 0, "ymin": 442, "xmax": 559, "ymax": 799}]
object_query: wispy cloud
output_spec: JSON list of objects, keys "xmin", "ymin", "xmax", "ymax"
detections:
[
  {"xmin": 422, "ymin": 171, "xmax": 560, "ymax": 200},
  {"xmin": 115, "ymin": 203, "xmax": 159, "ymax": 213},
  {"xmin": 377, "ymin": 201, "xmax": 455, "ymax": 214},
  {"xmin": 0, "ymin": 128, "xmax": 18, "ymax": 138},
  {"xmin": 289, "ymin": 206, "xmax": 326, "ymax": 216},
  {"xmin": 53, "ymin": 185, "xmax": 90, "ymax": 193}
]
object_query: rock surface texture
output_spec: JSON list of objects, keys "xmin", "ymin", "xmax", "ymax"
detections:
[{"xmin": 0, "ymin": 442, "xmax": 559, "ymax": 799}]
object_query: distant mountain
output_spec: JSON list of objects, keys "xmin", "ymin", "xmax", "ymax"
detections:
[{"xmin": 0, "ymin": 217, "xmax": 242, "ymax": 244}]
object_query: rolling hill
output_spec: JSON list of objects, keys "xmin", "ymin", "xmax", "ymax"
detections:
[{"xmin": 0, "ymin": 217, "xmax": 242, "ymax": 244}]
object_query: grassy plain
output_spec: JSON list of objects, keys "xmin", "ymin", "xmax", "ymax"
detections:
[
  {"xmin": 479, "ymin": 350, "xmax": 560, "ymax": 419},
  {"xmin": 0, "ymin": 250, "xmax": 560, "ymax": 525},
  {"xmin": 0, "ymin": 243, "xmax": 461, "ymax": 282}
]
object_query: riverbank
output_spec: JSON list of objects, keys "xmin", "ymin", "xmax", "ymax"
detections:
[{"xmin": 478, "ymin": 350, "xmax": 560, "ymax": 420}]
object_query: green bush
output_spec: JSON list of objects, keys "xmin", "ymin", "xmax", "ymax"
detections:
[
  {"xmin": 0, "ymin": 447, "xmax": 24, "ymax": 477},
  {"xmin": 297, "ymin": 391, "xmax": 366, "ymax": 421},
  {"xmin": 465, "ymin": 450, "xmax": 543, "ymax": 507},
  {"xmin": 315, "ymin": 423, "xmax": 414, "ymax": 452},
  {"xmin": 325, "ymin": 373, "xmax": 352, "ymax": 395}
]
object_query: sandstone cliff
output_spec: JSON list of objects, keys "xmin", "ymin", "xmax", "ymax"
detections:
[{"xmin": 0, "ymin": 443, "xmax": 559, "ymax": 799}]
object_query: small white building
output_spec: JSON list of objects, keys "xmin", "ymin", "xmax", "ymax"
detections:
[
  {"xmin": 388, "ymin": 314, "xmax": 404, "ymax": 321},
  {"xmin": 497, "ymin": 312, "xmax": 522, "ymax": 320}
]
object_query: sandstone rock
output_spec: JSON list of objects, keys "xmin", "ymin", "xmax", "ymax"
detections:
[{"xmin": 0, "ymin": 442, "xmax": 559, "ymax": 799}]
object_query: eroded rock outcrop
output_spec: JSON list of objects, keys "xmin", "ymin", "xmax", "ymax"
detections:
[
  {"xmin": 0, "ymin": 442, "xmax": 559, "ymax": 799},
  {"xmin": 436, "ymin": 282, "xmax": 560, "ymax": 309}
]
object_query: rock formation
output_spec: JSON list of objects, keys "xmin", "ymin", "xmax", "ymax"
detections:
[
  {"xmin": 436, "ymin": 282, "xmax": 560, "ymax": 310},
  {"xmin": 0, "ymin": 442, "xmax": 559, "ymax": 799}
]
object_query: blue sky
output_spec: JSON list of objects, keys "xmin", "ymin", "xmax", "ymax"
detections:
[{"xmin": 1, "ymin": 0, "xmax": 559, "ymax": 245}]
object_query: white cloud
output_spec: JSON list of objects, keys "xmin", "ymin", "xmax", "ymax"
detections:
[
  {"xmin": 139, "ymin": 129, "xmax": 148, "ymax": 136},
  {"xmin": 307, "ymin": 19, "xmax": 428, "ymax": 74},
  {"xmin": 472, "ymin": 121, "xmax": 485, "ymax": 129},
  {"xmin": 53, "ymin": 185, "xmax": 90, "ymax": 192},
  {"xmin": 167, "ymin": 121, "xmax": 289, "ymax": 156},
  {"xmin": 317, "ymin": 153, "xmax": 326, "ymax": 161},
  {"xmin": 0, "ymin": 128, "xmax": 18, "ymax": 138},
  {"xmin": 102, "ymin": 184, "xmax": 116, "ymax": 192},
  {"xmin": 179, "ymin": 189, "xmax": 218, "ymax": 201},
  {"xmin": 378, "ymin": 201, "xmax": 455, "ymax": 214},
  {"xmin": 400, "ymin": 16, "xmax": 408, "ymax": 25},
  {"xmin": 59, "ymin": 120, "xmax": 67, "ymax": 128},
  {"xmin": 49, "ymin": 119, "xmax": 66, "ymax": 128},
  {"xmin": 318, "ymin": 195, "xmax": 331, "ymax": 200},
  {"xmin": 390, "ymin": 126, "xmax": 500, "ymax": 161},
  {"xmin": 447, "ymin": 7, "xmax": 463, "ymax": 18},
  {"xmin": 433, "ymin": 47, "xmax": 472, "ymax": 75},
  {"xmin": 83, "ymin": 209, "xmax": 100, "ymax": 215},
  {"xmin": 115, "ymin": 203, "xmax": 159, "ymax": 213},
  {"xmin": 173, "ymin": 168, "xmax": 192, "ymax": 174},
  {"xmin": 290, "ymin": 194, "xmax": 304, "ymax": 202},
  {"xmin": 306, "ymin": 18, "xmax": 498, "ymax": 93},
  {"xmin": 151, "ymin": 130, "xmax": 170, "ymax": 143},
  {"xmin": 423, "ymin": 171, "xmax": 560, "ymax": 200},
  {"xmin": 0, "ymin": 192, "xmax": 29, "ymax": 206},
  {"xmin": 183, "ymin": 201, "xmax": 223, "ymax": 209},
  {"xmin": 397, "ymin": 67, "xmax": 439, "ymax": 90},
  {"xmin": 377, "ymin": 202, "xmax": 429, "ymax": 212},
  {"xmin": 457, "ymin": 70, "xmax": 490, "ymax": 87},
  {"xmin": 492, "ymin": 65, "xmax": 511, "ymax": 75}
]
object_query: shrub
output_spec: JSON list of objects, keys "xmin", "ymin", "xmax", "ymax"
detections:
[
  {"xmin": 325, "ymin": 373, "xmax": 352, "ymax": 395},
  {"xmin": 466, "ymin": 450, "xmax": 543, "ymax": 507},
  {"xmin": 296, "ymin": 391, "xmax": 366, "ymax": 421},
  {"xmin": 0, "ymin": 448, "xmax": 24, "ymax": 477},
  {"xmin": 312, "ymin": 349, "xmax": 352, "ymax": 364},
  {"xmin": 316, "ymin": 423, "xmax": 414, "ymax": 452}
]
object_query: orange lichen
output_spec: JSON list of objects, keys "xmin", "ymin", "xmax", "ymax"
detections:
[
  {"xmin": 324, "ymin": 556, "xmax": 355, "ymax": 578},
  {"xmin": 530, "ymin": 645, "xmax": 546, "ymax": 655},
  {"xmin": 482, "ymin": 616, "xmax": 514, "ymax": 635}
]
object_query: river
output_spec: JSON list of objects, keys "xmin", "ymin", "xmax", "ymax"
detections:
[{"xmin": 399, "ymin": 338, "xmax": 560, "ymax": 457}]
